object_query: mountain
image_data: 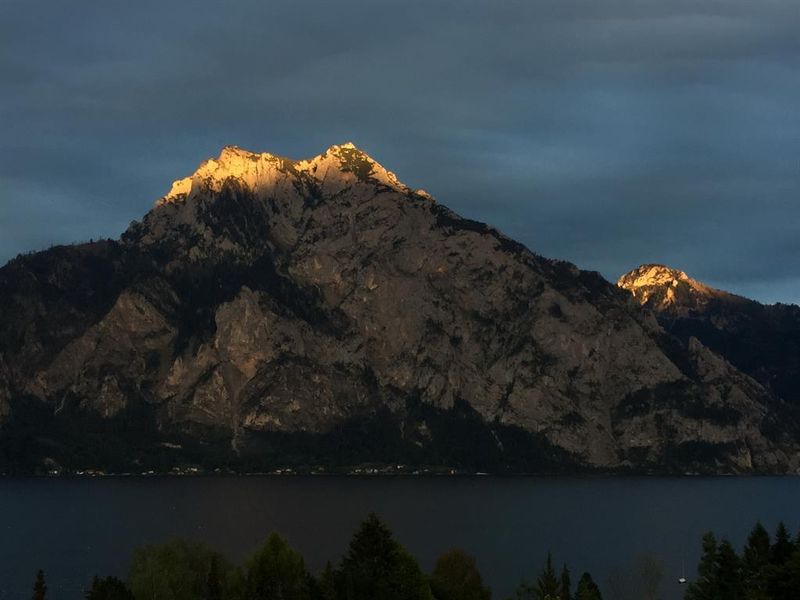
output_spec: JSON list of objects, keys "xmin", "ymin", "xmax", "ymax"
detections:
[
  {"xmin": 619, "ymin": 264, "xmax": 800, "ymax": 407},
  {"xmin": 1, "ymin": 144, "xmax": 798, "ymax": 475}
]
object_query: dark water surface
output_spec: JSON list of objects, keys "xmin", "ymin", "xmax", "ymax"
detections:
[{"xmin": 1, "ymin": 476, "xmax": 799, "ymax": 599}]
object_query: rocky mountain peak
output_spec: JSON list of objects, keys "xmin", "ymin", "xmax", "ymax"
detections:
[
  {"xmin": 617, "ymin": 263, "xmax": 729, "ymax": 312},
  {"xmin": 160, "ymin": 145, "xmax": 291, "ymax": 206},
  {"xmin": 293, "ymin": 141, "xmax": 412, "ymax": 197},
  {"xmin": 158, "ymin": 142, "xmax": 421, "ymax": 207},
  {"xmin": 618, "ymin": 264, "xmax": 691, "ymax": 290}
]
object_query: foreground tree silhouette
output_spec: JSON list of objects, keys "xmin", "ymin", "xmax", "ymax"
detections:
[
  {"xmin": 558, "ymin": 564, "xmax": 571, "ymax": 600},
  {"xmin": 338, "ymin": 513, "xmax": 432, "ymax": 600},
  {"xmin": 32, "ymin": 570, "xmax": 46, "ymax": 600},
  {"xmin": 535, "ymin": 553, "xmax": 560, "ymax": 600},
  {"xmin": 742, "ymin": 522, "xmax": 771, "ymax": 599},
  {"xmin": 516, "ymin": 553, "xmax": 560, "ymax": 600},
  {"xmin": 128, "ymin": 539, "xmax": 230, "ymax": 600},
  {"xmin": 685, "ymin": 532, "xmax": 719, "ymax": 600},
  {"xmin": 685, "ymin": 533, "xmax": 744, "ymax": 600},
  {"xmin": 244, "ymin": 533, "xmax": 310, "ymax": 600},
  {"xmin": 771, "ymin": 522, "xmax": 795, "ymax": 566},
  {"xmin": 85, "ymin": 576, "xmax": 134, "ymax": 600},
  {"xmin": 767, "ymin": 522, "xmax": 800, "ymax": 600},
  {"xmin": 715, "ymin": 540, "xmax": 743, "ymax": 600},
  {"xmin": 429, "ymin": 548, "xmax": 490, "ymax": 600},
  {"xmin": 574, "ymin": 572, "xmax": 602, "ymax": 600}
]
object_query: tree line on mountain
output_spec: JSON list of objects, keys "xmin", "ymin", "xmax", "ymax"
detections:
[{"xmin": 27, "ymin": 513, "xmax": 603, "ymax": 600}]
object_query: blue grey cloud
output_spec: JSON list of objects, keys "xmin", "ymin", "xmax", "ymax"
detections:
[{"xmin": 1, "ymin": 0, "xmax": 798, "ymax": 303}]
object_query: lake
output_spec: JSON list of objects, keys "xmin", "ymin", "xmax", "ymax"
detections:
[{"xmin": 1, "ymin": 476, "xmax": 799, "ymax": 599}]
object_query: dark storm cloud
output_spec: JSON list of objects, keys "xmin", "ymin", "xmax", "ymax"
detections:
[{"xmin": 1, "ymin": 0, "xmax": 798, "ymax": 303}]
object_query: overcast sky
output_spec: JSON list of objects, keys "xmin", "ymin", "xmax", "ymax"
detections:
[{"xmin": 1, "ymin": 1, "xmax": 798, "ymax": 303}]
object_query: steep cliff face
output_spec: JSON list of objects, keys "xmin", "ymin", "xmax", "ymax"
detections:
[
  {"xmin": 619, "ymin": 264, "xmax": 800, "ymax": 407},
  {"xmin": 1, "ymin": 145, "xmax": 798, "ymax": 474}
]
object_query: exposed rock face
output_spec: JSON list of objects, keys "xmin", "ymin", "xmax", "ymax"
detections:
[
  {"xmin": 28, "ymin": 290, "xmax": 177, "ymax": 419},
  {"xmin": 1, "ymin": 146, "xmax": 798, "ymax": 474},
  {"xmin": 619, "ymin": 264, "xmax": 800, "ymax": 407},
  {"xmin": 617, "ymin": 265, "xmax": 748, "ymax": 315}
]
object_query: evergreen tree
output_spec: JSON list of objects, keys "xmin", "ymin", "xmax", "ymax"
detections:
[
  {"xmin": 559, "ymin": 564, "xmax": 571, "ymax": 600},
  {"xmin": 716, "ymin": 539, "xmax": 743, "ymax": 600},
  {"xmin": 763, "ymin": 523, "xmax": 797, "ymax": 600},
  {"xmin": 685, "ymin": 533, "xmax": 746, "ymax": 600},
  {"xmin": 244, "ymin": 532, "xmax": 310, "ymax": 600},
  {"xmin": 574, "ymin": 573, "xmax": 602, "ymax": 600},
  {"xmin": 534, "ymin": 553, "xmax": 560, "ymax": 600},
  {"xmin": 685, "ymin": 532, "xmax": 719, "ymax": 600},
  {"xmin": 742, "ymin": 522, "xmax": 770, "ymax": 600},
  {"xmin": 771, "ymin": 522, "xmax": 795, "ymax": 566},
  {"xmin": 32, "ymin": 570, "xmax": 46, "ymax": 600},
  {"xmin": 430, "ymin": 548, "xmax": 490, "ymax": 600},
  {"xmin": 338, "ymin": 513, "xmax": 432, "ymax": 600},
  {"xmin": 85, "ymin": 576, "xmax": 134, "ymax": 600}
]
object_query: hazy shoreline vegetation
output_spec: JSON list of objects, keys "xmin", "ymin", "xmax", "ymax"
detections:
[{"xmin": 23, "ymin": 517, "xmax": 800, "ymax": 600}]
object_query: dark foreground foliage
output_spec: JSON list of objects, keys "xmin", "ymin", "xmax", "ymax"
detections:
[
  {"xmin": 26, "ymin": 514, "xmax": 598, "ymax": 600},
  {"xmin": 685, "ymin": 521, "xmax": 800, "ymax": 600},
  {"xmin": 26, "ymin": 517, "xmax": 800, "ymax": 600}
]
